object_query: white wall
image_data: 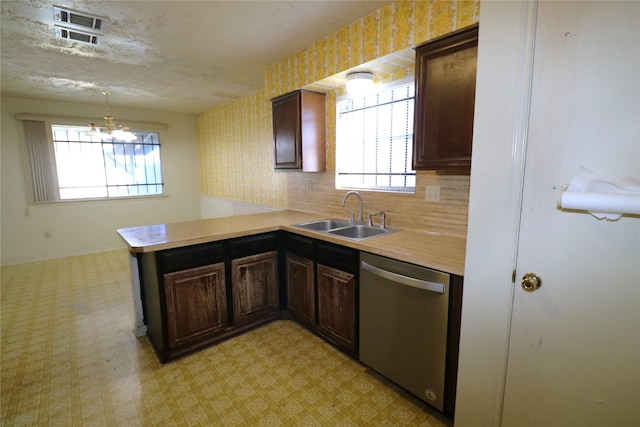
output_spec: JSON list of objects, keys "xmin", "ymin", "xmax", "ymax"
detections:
[
  {"xmin": 456, "ymin": 1, "xmax": 639, "ymax": 425},
  {"xmin": 454, "ymin": 2, "xmax": 532, "ymax": 424},
  {"xmin": 1, "ymin": 96, "xmax": 201, "ymax": 265},
  {"xmin": 200, "ymin": 195, "xmax": 280, "ymax": 219}
]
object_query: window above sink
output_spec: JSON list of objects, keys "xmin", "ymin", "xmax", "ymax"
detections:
[{"xmin": 335, "ymin": 78, "xmax": 416, "ymax": 194}]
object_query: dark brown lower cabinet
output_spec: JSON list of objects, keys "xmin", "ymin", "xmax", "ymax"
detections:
[
  {"xmin": 164, "ymin": 263, "xmax": 227, "ymax": 349},
  {"xmin": 231, "ymin": 251, "xmax": 279, "ymax": 326},
  {"xmin": 282, "ymin": 233, "xmax": 359, "ymax": 355},
  {"xmin": 445, "ymin": 274, "xmax": 464, "ymax": 417},
  {"xmin": 285, "ymin": 252, "xmax": 315, "ymax": 326},
  {"xmin": 316, "ymin": 264, "xmax": 356, "ymax": 353},
  {"xmin": 138, "ymin": 233, "xmax": 280, "ymax": 362}
]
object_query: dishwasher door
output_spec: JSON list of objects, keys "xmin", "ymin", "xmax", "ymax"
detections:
[{"xmin": 359, "ymin": 252, "xmax": 450, "ymax": 411}]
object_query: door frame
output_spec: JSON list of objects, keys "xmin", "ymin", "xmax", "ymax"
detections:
[{"xmin": 455, "ymin": 1, "xmax": 538, "ymax": 425}]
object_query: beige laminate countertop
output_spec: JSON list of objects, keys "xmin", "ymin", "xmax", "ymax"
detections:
[{"xmin": 117, "ymin": 210, "xmax": 466, "ymax": 276}]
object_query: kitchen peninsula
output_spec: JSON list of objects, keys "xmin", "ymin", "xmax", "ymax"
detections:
[
  {"xmin": 118, "ymin": 209, "xmax": 466, "ymax": 351},
  {"xmin": 118, "ymin": 210, "xmax": 466, "ymax": 274},
  {"xmin": 119, "ymin": 209, "xmax": 465, "ymax": 352}
]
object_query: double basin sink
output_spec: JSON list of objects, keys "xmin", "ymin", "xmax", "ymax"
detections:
[{"xmin": 292, "ymin": 218, "xmax": 399, "ymax": 241}]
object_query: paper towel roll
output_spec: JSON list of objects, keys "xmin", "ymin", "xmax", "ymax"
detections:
[
  {"xmin": 560, "ymin": 191, "xmax": 640, "ymax": 215},
  {"xmin": 558, "ymin": 166, "xmax": 640, "ymax": 220}
]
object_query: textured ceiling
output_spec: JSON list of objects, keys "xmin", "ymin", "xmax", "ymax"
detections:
[{"xmin": 1, "ymin": 0, "xmax": 392, "ymax": 114}]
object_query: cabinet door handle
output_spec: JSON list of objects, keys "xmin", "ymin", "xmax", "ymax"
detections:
[{"xmin": 361, "ymin": 261, "xmax": 445, "ymax": 294}]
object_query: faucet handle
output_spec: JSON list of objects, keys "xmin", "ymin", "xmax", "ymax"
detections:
[
  {"xmin": 345, "ymin": 210, "xmax": 355, "ymax": 223},
  {"xmin": 367, "ymin": 212, "xmax": 378, "ymax": 226},
  {"xmin": 378, "ymin": 210, "xmax": 386, "ymax": 229}
]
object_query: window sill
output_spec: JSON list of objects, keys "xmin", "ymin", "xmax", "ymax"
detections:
[{"xmin": 33, "ymin": 194, "xmax": 169, "ymax": 206}]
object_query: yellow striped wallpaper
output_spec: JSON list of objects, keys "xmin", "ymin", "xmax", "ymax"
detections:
[
  {"xmin": 264, "ymin": 0, "xmax": 479, "ymax": 98},
  {"xmin": 196, "ymin": 90, "xmax": 288, "ymax": 208},
  {"xmin": 196, "ymin": 0, "xmax": 480, "ymax": 209}
]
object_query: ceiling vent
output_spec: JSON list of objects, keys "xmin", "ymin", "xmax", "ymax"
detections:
[
  {"xmin": 54, "ymin": 26, "xmax": 101, "ymax": 45},
  {"xmin": 53, "ymin": 6, "xmax": 107, "ymax": 32},
  {"xmin": 53, "ymin": 6, "xmax": 107, "ymax": 45}
]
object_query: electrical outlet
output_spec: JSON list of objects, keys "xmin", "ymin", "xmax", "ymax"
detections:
[
  {"xmin": 307, "ymin": 180, "xmax": 313, "ymax": 191},
  {"xmin": 425, "ymin": 186, "xmax": 441, "ymax": 202}
]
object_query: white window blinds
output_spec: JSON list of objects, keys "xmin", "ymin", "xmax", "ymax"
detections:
[
  {"xmin": 22, "ymin": 120, "xmax": 61, "ymax": 203},
  {"xmin": 336, "ymin": 82, "xmax": 416, "ymax": 193}
]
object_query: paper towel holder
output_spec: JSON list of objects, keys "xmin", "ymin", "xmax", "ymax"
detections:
[{"xmin": 557, "ymin": 184, "xmax": 640, "ymax": 221}]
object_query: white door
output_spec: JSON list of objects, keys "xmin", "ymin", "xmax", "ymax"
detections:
[{"xmin": 501, "ymin": 2, "xmax": 640, "ymax": 426}]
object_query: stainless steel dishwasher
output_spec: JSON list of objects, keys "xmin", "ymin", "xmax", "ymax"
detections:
[{"xmin": 359, "ymin": 252, "xmax": 450, "ymax": 412}]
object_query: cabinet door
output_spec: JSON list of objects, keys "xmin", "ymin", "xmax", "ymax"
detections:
[
  {"xmin": 164, "ymin": 263, "xmax": 227, "ymax": 350},
  {"xmin": 413, "ymin": 24, "xmax": 479, "ymax": 173},
  {"xmin": 272, "ymin": 92, "xmax": 301, "ymax": 169},
  {"xmin": 231, "ymin": 251, "xmax": 279, "ymax": 326},
  {"xmin": 285, "ymin": 252, "xmax": 315, "ymax": 326},
  {"xmin": 317, "ymin": 264, "xmax": 356, "ymax": 353},
  {"xmin": 272, "ymin": 90, "xmax": 326, "ymax": 172}
]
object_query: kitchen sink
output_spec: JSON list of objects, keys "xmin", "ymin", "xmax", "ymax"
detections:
[
  {"xmin": 292, "ymin": 219, "xmax": 399, "ymax": 241},
  {"xmin": 294, "ymin": 219, "xmax": 352, "ymax": 231},
  {"xmin": 328, "ymin": 224, "xmax": 389, "ymax": 239}
]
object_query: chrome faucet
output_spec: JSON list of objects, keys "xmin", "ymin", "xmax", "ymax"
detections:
[{"xmin": 341, "ymin": 191, "xmax": 363, "ymax": 223}]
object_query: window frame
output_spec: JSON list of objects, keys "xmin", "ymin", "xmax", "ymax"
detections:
[
  {"xmin": 335, "ymin": 77, "xmax": 417, "ymax": 194},
  {"xmin": 19, "ymin": 116, "xmax": 167, "ymax": 204}
]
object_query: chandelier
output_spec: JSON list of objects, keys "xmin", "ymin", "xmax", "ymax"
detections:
[{"xmin": 89, "ymin": 91, "xmax": 137, "ymax": 142}]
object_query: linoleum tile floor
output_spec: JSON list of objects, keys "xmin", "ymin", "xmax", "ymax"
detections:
[{"xmin": 1, "ymin": 250, "xmax": 450, "ymax": 426}]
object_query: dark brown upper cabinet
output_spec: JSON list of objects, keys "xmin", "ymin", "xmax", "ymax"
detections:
[
  {"xmin": 413, "ymin": 24, "xmax": 479, "ymax": 173},
  {"xmin": 271, "ymin": 90, "xmax": 326, "ymax": 172}
]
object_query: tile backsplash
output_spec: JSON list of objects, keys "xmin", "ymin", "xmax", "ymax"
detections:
[{"xmin": 288, "ymin": 172, "xmax": 469, "ymax": 238}]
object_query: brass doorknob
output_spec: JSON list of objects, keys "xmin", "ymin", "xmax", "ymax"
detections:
[{"xmin": 521, "ymin": 273, "xmax": 542, "ymax": 292}]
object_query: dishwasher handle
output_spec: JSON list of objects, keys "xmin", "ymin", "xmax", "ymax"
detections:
[{"xmin": 361, "ymin": 261, "xmax": 445, "ymax": 294}]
